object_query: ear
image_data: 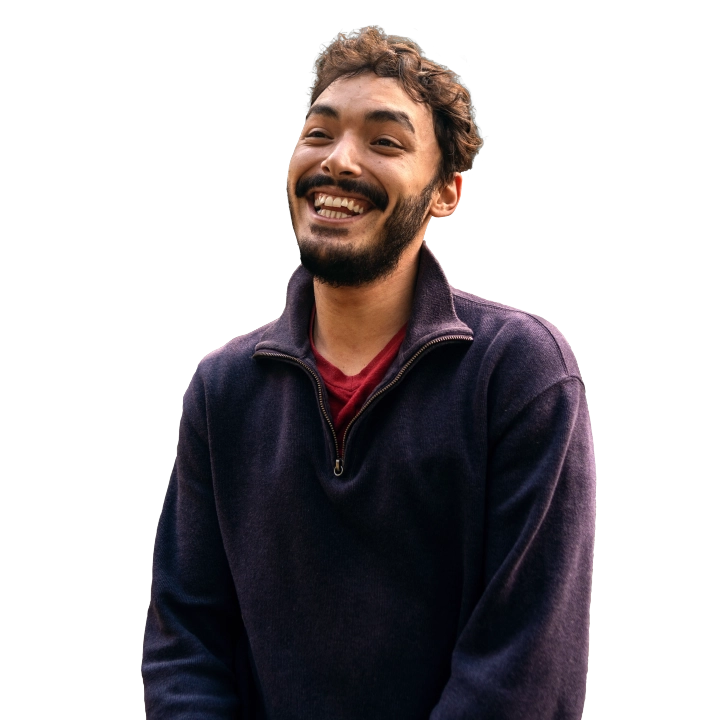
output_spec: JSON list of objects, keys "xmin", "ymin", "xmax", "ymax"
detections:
[{"xmin": 429, "ymin": 173, "xmax": 462, "ymax": 218}]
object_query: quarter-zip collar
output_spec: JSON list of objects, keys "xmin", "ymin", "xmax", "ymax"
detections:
[{"xmin": 253, "ymin": 243, "xmax": 473, "ymax": 362}]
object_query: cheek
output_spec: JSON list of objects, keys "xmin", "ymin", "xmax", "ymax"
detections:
[
  {"xmin": 290, "ymin": 146, "xmax": 323, "ymax": 176},
  {"xmin": 287, "ymin": 153, "xmax": 305, "ymax": 186}
]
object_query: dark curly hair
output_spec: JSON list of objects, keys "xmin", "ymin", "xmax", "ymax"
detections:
[{"xmin": 311, "ymin": 27, "xmax": 483, "ymax": 187}]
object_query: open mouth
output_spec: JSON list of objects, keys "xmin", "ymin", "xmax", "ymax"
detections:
[{"xmin": 310, "ymin": 192, "xmax": 373, "ymax": 220}]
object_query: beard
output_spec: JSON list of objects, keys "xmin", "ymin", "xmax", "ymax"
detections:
[{"xmin": 289, "ymin": 175, "xmax": 437, "ymax": 288}]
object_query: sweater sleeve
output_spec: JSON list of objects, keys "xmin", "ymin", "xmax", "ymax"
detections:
[
  {"xmin": 430, "ymin": 376, "xmax": 596, "ymax": 720},
  {"xmin": 142, "ymin": 369, "xmax": 252, "ymax": 719}
]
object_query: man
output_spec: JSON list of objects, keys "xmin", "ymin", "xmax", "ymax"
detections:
[{"xmin": 142, "ymin": 27, "xmax": 595, "ymax": 719}]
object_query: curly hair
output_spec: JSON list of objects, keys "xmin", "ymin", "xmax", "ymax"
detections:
[{"xmin": 311, "ymin": 27, "xmax": 483, "ymax": 187}]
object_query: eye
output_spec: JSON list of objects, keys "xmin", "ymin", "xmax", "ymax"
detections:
[
  {"xmin": 373, "ymin": 137, "xmax": 402, "ymax": 149},
  {"xmin": 306, "ymin": 129, "xmax": 330, "ymax": 139}
]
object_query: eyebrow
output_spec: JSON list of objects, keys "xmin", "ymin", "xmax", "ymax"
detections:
[{"xmin": 305, "ymin": 104, "xmax": 416, "ymax": 134}]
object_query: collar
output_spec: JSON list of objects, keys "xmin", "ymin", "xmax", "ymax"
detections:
[{"xmin": 253, "ymin": 243, "xmax": 473, "ymax": 364}]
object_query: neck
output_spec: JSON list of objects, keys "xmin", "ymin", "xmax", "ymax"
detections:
[{"xmin": 312, "ymin": 245, "xmax": 422, "ymax": 376}]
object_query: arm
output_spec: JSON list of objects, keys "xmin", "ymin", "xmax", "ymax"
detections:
[
  {"xmin": 142, "ymin": 370, "xmax": 252, "ymax": 719},
  {"xmin": 431, "ymin": 377, "xmax": 596, "ymax": 720}
]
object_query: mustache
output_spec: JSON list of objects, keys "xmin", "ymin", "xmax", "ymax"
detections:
[{"xmin": 295, "ymin": 174, "xmax": 389, "ymax": 212}]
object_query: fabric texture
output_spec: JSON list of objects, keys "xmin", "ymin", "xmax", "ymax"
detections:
[
  {"xmin": 142, "ymin": 244, "xmax": 596, "ymax": 720},
  {"xmin": 309, "ymin": 307, "xmax": 407, "ymax": 453}
]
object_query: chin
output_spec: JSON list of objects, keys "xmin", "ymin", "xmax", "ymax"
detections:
[{"xmin": 297, "ymin": 230, "xmax": 407, "ymax": 288}]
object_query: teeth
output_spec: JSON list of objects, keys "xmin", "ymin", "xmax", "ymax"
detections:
[
  {"xmin": 316, "ymin": 207, "xmax": 352, "ymax": 219},
  {"xmin": 314, "ymin": 194, "xmax": 368, "ymax": 216}
]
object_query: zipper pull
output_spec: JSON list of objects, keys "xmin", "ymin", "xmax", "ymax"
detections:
[{"xmin": 334, "ymin": 458, "xmax": 344, "ymax": 477}]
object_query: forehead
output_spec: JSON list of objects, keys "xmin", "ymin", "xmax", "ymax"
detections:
[{"xmin": 310, "ymin": 73, "xmax": 435, "ymax": 135}]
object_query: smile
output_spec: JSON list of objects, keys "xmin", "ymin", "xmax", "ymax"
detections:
[{"xmin": 310, "ymin": 192, "xmax": 372, "ymax": 220}]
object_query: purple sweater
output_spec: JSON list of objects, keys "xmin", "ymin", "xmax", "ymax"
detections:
[{"xmin": 142, "ymin": 245, "xmax": 596, "ymax": 719}]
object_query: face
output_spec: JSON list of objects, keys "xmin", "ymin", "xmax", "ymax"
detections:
[{"xmin": 287, "ymin": 73, "xmax": 447, "ymax": 287}]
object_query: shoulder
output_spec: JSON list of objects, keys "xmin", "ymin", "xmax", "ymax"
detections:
[
  {"xmin": 184, "ymin": 321, "xmax": 276, "ymax": 410},
  {"xmin": 451, "ymin": 288, "xmax": 585, "ymax": 430},
  {"xmin": 452, "ymin": 288, "xmax": 582, "ymax": 381}
]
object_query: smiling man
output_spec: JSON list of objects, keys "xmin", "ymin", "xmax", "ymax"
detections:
[
  {"xmin": 142, "ymin": 27, "xmax": 595, "ymax": 720},
  {"xmin": 288, "ymin": 69, "xmax": 462, "ymax": 377}
]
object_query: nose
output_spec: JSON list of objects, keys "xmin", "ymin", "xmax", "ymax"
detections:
[{"xmin": 321, "ymin": 133, "xmax": 362, "ymax": 179}]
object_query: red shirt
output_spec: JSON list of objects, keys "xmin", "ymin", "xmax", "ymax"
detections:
[{"xmin": 309, "ymin": 310, "xmax": 406, "ymax": 453}]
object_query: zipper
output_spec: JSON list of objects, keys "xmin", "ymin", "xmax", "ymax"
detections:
[
  {"xmin": 255, "ymin": 333, "xmax": 472, "ymax": 477},
  {"xmin": 253, "ymin": 351, "xmax": 342, "ymax": 472}
]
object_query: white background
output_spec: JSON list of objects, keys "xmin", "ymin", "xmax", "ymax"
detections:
[{"xmin": 1, "ymin": 2, "xmax": 717, "ymax": 717}]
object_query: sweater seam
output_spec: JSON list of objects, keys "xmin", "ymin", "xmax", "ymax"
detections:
[
  {"xmin": 176, "ymin": 362, "xmax": 211, "ymax": 452},
  {"xmin": 453, "ymin": 293, "xmax": 570, "ymax": 376},
  {"xmin": 498, "ymin": 375, "xmax": 584, "ymax": 446}
]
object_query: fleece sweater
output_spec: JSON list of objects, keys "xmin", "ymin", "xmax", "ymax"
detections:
[{"xmin": 142, "ymin": 244, "xmax": 596, "ymax": 720}]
